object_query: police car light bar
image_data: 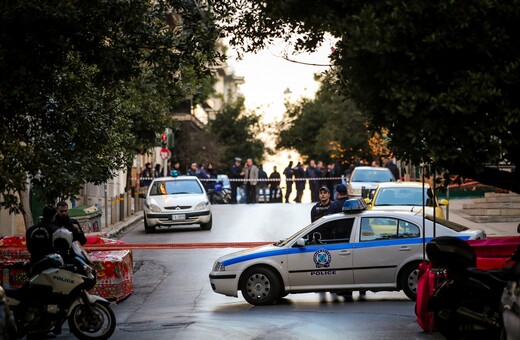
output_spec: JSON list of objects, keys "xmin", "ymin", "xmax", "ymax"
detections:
[{"xmin": 342, "ymin": 198, "xmax": 367, "ymax": 213}]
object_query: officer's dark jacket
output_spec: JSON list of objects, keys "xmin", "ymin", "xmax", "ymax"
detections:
[{"xmin": 311, "ymin": 201, "xmax": 332, "ymax": 222}]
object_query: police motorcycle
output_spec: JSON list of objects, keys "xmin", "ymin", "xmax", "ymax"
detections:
[
  {"xmin": 426, "ymin": 236, "xmax": 519, "ymax": 339},
  {"xmin": 207, "ymin": 181, "xmax": 231, "ymax": 204},
  {"xmin": 4, "ymin": 228, "xmax": 116, "ymax": 339}
]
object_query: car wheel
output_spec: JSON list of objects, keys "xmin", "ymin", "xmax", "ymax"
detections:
[
  {"xmin": 241, "ymin": 267, "xmax": 281, "ymax": 306},
  {"xmin": 200, "ymin": 215, "xmax": 212, "ymax": 230},
  {"xmin": 144, "ymin": 214, "xmax": 156, "ymax": 233},
  {"xmin": 400, "ymin": 262, "xmax": 420, "ymax": 301}
]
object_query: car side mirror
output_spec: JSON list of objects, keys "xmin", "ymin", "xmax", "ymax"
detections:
[
  {"xmin": 138, "ymin": 193, "xmax": 146, "ymax": 199},
  {"xmin": 439, "ymin": 199, "xmax": 449, "ymax": 206},
  {"xmin": 296, "ymin": 238, "xmax": 306, "ymax": 247},
  {"xmin": 364, "ymin": 198, "xmax": 371, "ymax": 206}
]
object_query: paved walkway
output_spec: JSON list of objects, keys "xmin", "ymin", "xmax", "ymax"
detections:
[{"xmin": 447, "ymin": 198, "xmax": 519, "ymax": 236}]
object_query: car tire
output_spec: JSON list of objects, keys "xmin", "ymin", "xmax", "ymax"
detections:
[
  {"xmin": 144, "ymin": 214, "xmax": 156, "ymax": 233},
  {"xmin": 400, "ymin": 262, "xmax": 420, "ymax": 301},
  {"xmin": 200, "ymin": 215, "xmax": 212, "ymax": 230},
  {"xmin": 240, "ymin": 267, "xmax": 281, "ymax": 306}
]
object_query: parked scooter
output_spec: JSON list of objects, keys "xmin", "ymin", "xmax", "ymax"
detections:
[
  {"xmin": 208, "ymin": 181, "xmax": 231, "ymax": 204},
  {"xmin": 426, "ymin": 236, "xmax": 515, "ymax": 339},
  {"xmin": 4, "ymin": 229, "xmax": 116, "ymax": 339}
]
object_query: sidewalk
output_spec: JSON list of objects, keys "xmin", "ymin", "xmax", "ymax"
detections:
[
  {"xmin": 447, "ymin": 198, "xmax": 520, "ymax": 236},
  {"xmin": 96, "ymin": 213, "xmax": 143, "ymax": 240}
]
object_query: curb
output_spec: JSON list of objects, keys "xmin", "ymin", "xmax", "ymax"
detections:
[{"xmin": 103, "ymin": 214, "xmax": 143, "ymax": 240}]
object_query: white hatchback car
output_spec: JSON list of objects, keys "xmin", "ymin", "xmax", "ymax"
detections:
[
  {"xmin": 209, "ymin": 199, "xmax": 486, "ymax": 306},
  {"xmin": 347, "ymin": 166, "xmax": 395, "ymax": 197},
  {"xmin": 141, "ymin": 176, "xmax": 212, "ymax": 233}
]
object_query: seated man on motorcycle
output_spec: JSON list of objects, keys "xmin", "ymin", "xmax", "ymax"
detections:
[{"xmin": 54, "ymin": 201, "xmax": 87, "ymax": 245}]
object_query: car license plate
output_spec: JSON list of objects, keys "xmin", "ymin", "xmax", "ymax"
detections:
[{"xmin": 171, "ymin": 214, "xmax": 185, "ymax": 220}]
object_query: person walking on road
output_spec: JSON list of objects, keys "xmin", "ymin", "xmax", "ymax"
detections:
[
  {"xmin": 283, "ymin": 161, "xmax": 294, "ymax": 203},
  {"xmin": 269, "ymin": 166, "xmax": 281, "ymax": 203},
  {"xmin": 230, "ymin": 158, "xmax": 243, "ymax": 204},
  {"xmin": 243, "ymin": 158, "xmax": 259, "ymax": 204},
  {"xmin": 293, "ymin": 162, "xmax": 305, "ymax": 203}
]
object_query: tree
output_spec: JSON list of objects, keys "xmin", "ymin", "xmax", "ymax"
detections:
[
  {"xmin": 208, "ymin": 98, "xmax": 266, "ymax": 171},
  {"xmin": 0, "ymin": 0, "xmax": 219, "ymax": 218},
  {"xmin": 212, "ymin": 0, "xmax": 520, "ymax": 193},
  {"xmin": 277, "ymin": 73, "xmax": 373, "ymax": 165}
]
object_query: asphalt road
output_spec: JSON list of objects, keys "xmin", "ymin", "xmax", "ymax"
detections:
[{"xmin": 60, "ymin": 203, "xmax": 445, "ymax": 340}]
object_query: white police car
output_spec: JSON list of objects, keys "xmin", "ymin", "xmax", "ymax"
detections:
[{"xmin": 209, "ymin": 198, "xmax": 486, "ymax": 306}]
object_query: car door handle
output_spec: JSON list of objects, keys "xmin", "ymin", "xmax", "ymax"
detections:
[
  {"xmin": 339, "ymin": 250, "xmax": 351, "ymax": 256},
  {"xmin": 399, "ymin": 246, "xmax": 411, "ymax": 251}
]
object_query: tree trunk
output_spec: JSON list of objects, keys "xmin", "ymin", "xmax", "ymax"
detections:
[{"xmin": 19, "ymin": 181, "xmax": 33, "ymax": 230}]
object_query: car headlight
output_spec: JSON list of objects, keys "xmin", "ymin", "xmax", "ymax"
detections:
[
  {"xmin": 195, "ymin": 201, "xmax": 210, "ymax": 211},
  {"xmin": 148, "ymin": 203, "xmax": 162, "ymax": 212},
  {"xmin": 212, "ymin": 261, "xmax": 225, "ymax": 272}
]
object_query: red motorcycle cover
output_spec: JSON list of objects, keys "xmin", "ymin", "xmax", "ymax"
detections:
[
  {"xmin": 415, "ymin": 261, "xmax": 441, "ymax": 332},
  {"xmin": 416, "ymin": 236, "xmax": 520, "ymax": 332},
  {"xmin": 467, "ymin": 236, "xmax": 520, "ymax": 270}
]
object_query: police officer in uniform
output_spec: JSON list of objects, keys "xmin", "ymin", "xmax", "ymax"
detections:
[
  {"xmin": 311, "ymin": 186, "xmax": 332, "ymax": 222},
  {"xmin": 326, "ymin": 183, "xmax": 366, "ymax": 300},
  {"xmin": 26, "ymin": 206, "xmax": 60, "ymax": 265},
  {"xmin": 327, "ymin": 183, "xmax": 350, "ymax": 214},
  {"xmin": 229, "ymin": 157, "xmax": 243, "ymax": 204}
]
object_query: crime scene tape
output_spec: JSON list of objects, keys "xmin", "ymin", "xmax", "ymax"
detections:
[
  {"xmin": 83, "ymin": 241, "xmax": 273, "ymax": 250},
  {"xmin": 137, "ymin": 176, "xmax": 344, "ymax": 182},
  {"xmin": 1, "ymin": 242, "xmax": 273, "ymax": 252}
]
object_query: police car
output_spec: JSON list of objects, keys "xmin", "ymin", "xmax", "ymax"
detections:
[{"xmin": 209, "ymin": 198, "xmax": 486, "ymax": 306}]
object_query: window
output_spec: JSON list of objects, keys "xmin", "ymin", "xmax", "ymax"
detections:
[
  {"xmin": 150, "ymin": 180, "xmax": 203, "ymax": 196},
  {"xmin": 360, "ymin": 218, "xmax": 420, "ymax": 241},
  {"xmin": 305, "ymin": 218, "xmax": 354, "ymax": 245}
]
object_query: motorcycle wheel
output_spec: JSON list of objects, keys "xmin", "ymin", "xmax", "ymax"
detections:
[{"xmin": 68, "ymin": 301, "xmax": 116, "ymax": 340}]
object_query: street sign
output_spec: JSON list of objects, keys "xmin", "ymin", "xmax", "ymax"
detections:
[{"xmin": 160, "ymin": 148, "xmax": 171, "ymax": 160}]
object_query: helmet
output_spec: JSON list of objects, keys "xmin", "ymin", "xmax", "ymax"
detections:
[{"xmin": 52, "ymin": 227, "xmax": 73, "ymax": 253}]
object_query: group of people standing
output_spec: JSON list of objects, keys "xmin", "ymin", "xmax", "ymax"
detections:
[
  {"xmin": 229, "ymin": 158, "xmax": 281, "ymax": 204},
  {"xmin": 139, "ymin": 160, "xmax": 183, "ymax": 187},
  {"xmin": 283, "ymin": 160, "xmax": 343, "ymax": 203}
]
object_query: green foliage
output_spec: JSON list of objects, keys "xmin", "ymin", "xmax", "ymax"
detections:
[
  {"xmin": 0, "ymin": 0, "xmax": 219, "ymax": 210},
  {"xmin": 277, "ymin": 72, "xmax": 371, "ymax": 165},
  {"xmin": 208, "ymin": 98, "xmax": 266, "ymax": 171},
  {"xmin": 213, "ymin": 0, "xmax": 520, "ymax": 193}
]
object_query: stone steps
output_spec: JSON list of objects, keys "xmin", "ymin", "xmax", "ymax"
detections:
[{"xmin": 461, "ymin": 192, "xmax": 520, "ymax": 223}]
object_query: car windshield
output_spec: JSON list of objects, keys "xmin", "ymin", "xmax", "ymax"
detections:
[
  {"xmin": 351, "ymin": 169, "xmax": 394, "ymax": 183},
  {"xmin": 274, "ymin": 222, "xmax": 314, "ymax": 247},
  {"xmin": 149, "ymin": 179, "xmax": 203, "ymax": 196},
  {"xmin": 374, "ymin": 187, "xmax": 436, "ymax": 207},
  {"xmin": 426, "ymin": 215, "xmax": 469, "ymax": 232}
]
